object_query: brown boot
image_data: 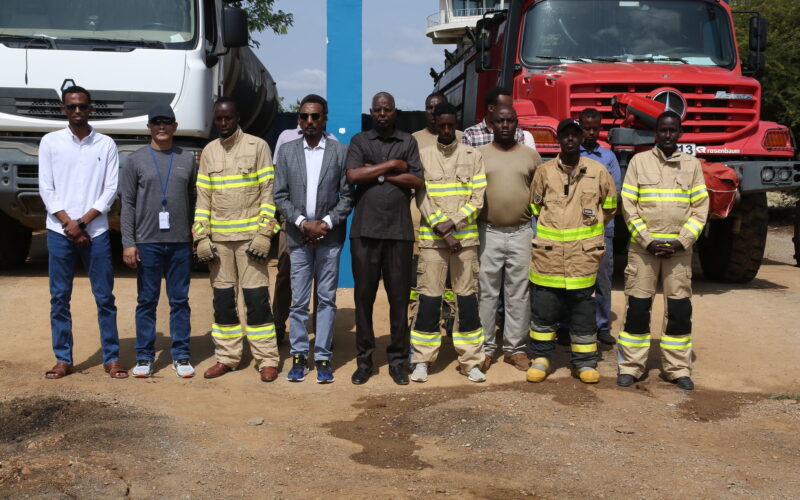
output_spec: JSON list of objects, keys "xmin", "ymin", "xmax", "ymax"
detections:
[
  {"xmin": 503, "ymin": 352, "xmax": 529, "ymax": 372},
  {"xmin": 204, "ymin": 362, "xmax": 233, "ymax": 379},
  {"xmin": 260, "ymin": 366, "xmax": 278, "ymax": 382}
]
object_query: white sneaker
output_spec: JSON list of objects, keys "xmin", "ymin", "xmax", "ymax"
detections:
[
  {"xmin": 410, "ymin": 362, "xmax": 428, "ymax": 383},
  {"xmin": 465, "ymin": 366, "xmax": 486, "ymax": 383},
  {"xmin": 172, "ymin": 359, "xmax": 195, "ymax": 378},
  {"xmin": 132, "ymin": 360, "xmax": 153, "ymax": 378}
]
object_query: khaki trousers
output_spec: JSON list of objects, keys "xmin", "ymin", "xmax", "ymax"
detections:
[
  {"xmin": 411, "ymin": 246, "xmax": 486, "ymax": 371},
  {"xmin": 209, "ymin": 240, "xmax": 278, "ymax": 370},
  {"xmin": 618, "ymin": 248, "xmax": 693, "ymax": 379}
]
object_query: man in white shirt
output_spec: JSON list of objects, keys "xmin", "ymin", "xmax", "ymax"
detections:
[
  {"xmin": 273, "ymin": 95, "xmax": 353, "ymax": 383},
  {"xmin": 38, "ymin": 86, "xmax": 125, "ymax": 379}
]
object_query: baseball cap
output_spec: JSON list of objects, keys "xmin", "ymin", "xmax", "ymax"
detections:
[
  {"xmin": 556, "ymin": 118, "xmax": 583, "ymax": 135},
  {"xmin": 148, "ymin": 103, "xmax": 175, "ymax": 122}
]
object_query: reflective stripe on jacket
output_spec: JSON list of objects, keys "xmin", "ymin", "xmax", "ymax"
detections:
[
  {"xmin": 192, "ymin": 128, "xmax": 279, "ymax": 242},
  {"xmin": 416, "ymin": 141, "xmax": 486, "ymax": 248},
  {"xmin": 621, "ymin": 147, "xmax": 709, "ymax": 251},
  {"xmin": 529, "ymin": 156, "xmax": 617, "ymax": 289}
]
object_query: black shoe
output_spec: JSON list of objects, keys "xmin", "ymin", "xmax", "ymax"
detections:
[
  {"xmin": 389, "ymin": 365, "xmax": 409, "ymax": 385},
  {"xmin": 597, "ymin": 330, "xmax": 616, "ymax": 345},
  {"xmin": 351, "ymin": 366, "xmax": 372, "ymax": 385},
  {"xmin": 556, "ymin": 327, "xmax": 571, "ymax": 346},
  {"xmin": 617, "ymin": 374, "xmax": 636, "ymax": 387},
  {"xmin": 672, "ymin": 376, "xmax": 694, "ymax": 391}
]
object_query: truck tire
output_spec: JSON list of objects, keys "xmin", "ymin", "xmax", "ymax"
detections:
[
  {"xmin": 0, "ymin": 212, "xmax": 32, "ymax": 269},
  {"xmin": 698, "ymin": 192, "xmax": 768, "ymax": 283}
]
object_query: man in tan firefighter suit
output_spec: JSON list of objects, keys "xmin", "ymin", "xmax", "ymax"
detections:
[
  {"xmin": 527, "ymin": 118, "xmax": 617, "ymax": 384},
  {"xmin": 617, "ymin": 111, "xmax": 709, "ymax": 391},
  {"xmin": 194, "ymin": 97, "xmax": 281, "ymax": 382},
  {"xmin": 410, "ymin": 102, "xmax": 489, "ymax": 383}
]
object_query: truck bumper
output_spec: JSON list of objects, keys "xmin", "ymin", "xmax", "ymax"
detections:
[
  {"xmin": 729, "ymin": 160, "xmax": 800, "ymax": 193},
  {"xmin": 0, "ymin": 141, "xmax": 47, "ymax": 229}
]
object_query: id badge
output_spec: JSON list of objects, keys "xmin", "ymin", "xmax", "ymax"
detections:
[{"xmin": 159, "ymin": 211, "xmax": 170, "ymax": 230}]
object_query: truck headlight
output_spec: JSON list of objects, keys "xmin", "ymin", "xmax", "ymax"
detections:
[
  {"xmin": 761, "ymin": 167, "xmax": 775, "ymax": 182},
  {"xmin": 778, "ymin": 167, "xmax": 792, "ymax": 182}
]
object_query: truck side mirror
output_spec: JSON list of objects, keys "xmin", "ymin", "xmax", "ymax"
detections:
[
  {"xmin": 222, "ymin": 6, "xmax": 249, "ymax": 48},
  {"xmin": 748, "ymin": 16, "xmax": 768, "ymax": 52}
]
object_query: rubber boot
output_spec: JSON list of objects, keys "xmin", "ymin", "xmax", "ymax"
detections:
[{"xmin": 526, "ymin": 357, "xmax": 550, "ymax": 383}]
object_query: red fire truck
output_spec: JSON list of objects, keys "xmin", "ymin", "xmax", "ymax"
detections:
[{"xmin": 428, "ymin": 0, "xmax": 799, "ymax": 282}]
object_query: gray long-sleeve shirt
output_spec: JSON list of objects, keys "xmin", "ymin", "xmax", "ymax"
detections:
[{"xmin": 120, "ymin": 145, "xmax": 196, "ymax": 248}]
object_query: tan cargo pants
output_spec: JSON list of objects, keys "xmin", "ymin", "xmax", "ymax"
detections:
[
  {"xmin": 411, "ymin": 246, "xmax": 486, "ymax": 371},
  {"xmin": 209, "ymin": 240, "xmax": 279, "ymax": 370},
  {"xmin": 618, "ymin": 248, "xmax": 693, "ymax": 379}
]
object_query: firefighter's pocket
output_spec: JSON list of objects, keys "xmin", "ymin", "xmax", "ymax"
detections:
[
  {"xmin": 531, "ymin": 238, "xmax": 553, "ymax": 262},
  {"xmin": 582, "ymin": 236, "xmax": 605, "ymax": 264},
  {"xmin": 676, "ymin": 172, "xmax": 693, "ymax": 191},
  {"xmin": 580, "ymin": 191, "xmax": 599, "ymax": 225},
  {"xmin": 456, "ymin": 172, "xmax": 472, "ymax": 187},
  {"xmin": 623, "ymin": 262, "xmax": 637, "ymax": 295},
  {"xmin": 455, "ymin": 163, "xmax": 473, "ymax": 180},
  {"xmin": 639, "ymin": 166, "xmax": 661, "ymax": 185}
]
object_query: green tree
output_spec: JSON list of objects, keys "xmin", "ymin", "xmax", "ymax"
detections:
[
  {"xmin": 225, "ymin": 0, "xmax": 294, "ymax": 47},
  {"xmin": 733, "ymin": 0, "xmax": 800, "ymax": 132}
]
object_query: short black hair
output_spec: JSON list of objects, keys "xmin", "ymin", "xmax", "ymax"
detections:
[
  {"xmin": 490, "ymin": 104, "xmax": 517, "ymax": 119},
  {"xmin": 299, "ymin": 94, "xmax": 328, "ymax": 115},
  {"xmin": 426, "ymin": 92, "xmax": 447, "ymax": 103},
  {"xmin": 579, "ymin": 108, "xmax": 601, "ymax": 121},
  {"xmin": 484, "ymin": 86, "xmax": 511, "ymax": 108},
  {"xmin": 656, "ymin": 110, "xmax": 682, "ymax": 128},
  {"xmin": 61, "ymin": 85, "xmax": 91, "ymax": 103},
  {"xmin": 214, "ymin": 96, "xmax": 237, "ymax": 111},
  {"xmin": 433, "ymin": 102, "xmax": 457, "ymax": 118}
]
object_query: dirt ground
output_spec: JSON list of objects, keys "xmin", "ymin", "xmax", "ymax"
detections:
[{"xmin": 1, "ymin": 226, "xmax": 799, "ymax": 499}]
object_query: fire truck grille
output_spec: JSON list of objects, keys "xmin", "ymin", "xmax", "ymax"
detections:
[
  {"xmin": 0, "ymin": 88, "xmax": 174, "ymax": 121},
  {"xmin": 569, "ymin": 83, "xmax": 759, "ymax": 142}
]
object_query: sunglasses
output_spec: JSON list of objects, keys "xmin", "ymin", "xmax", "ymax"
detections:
[
  {"xmin": 149, "ymin": 118, "xmax": 175, "ymax": 126},
  {"xmin": 65, "ymin": 104, "xmax": 90, "ymax": 111},
  {"xmin": 299, "ymin": 112, "xmax": 322, "ymax": 121}
]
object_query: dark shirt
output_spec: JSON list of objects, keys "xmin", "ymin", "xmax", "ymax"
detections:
[{"xmin": 346, "ymin": 128, "xmax": 423, "ymax": 241}]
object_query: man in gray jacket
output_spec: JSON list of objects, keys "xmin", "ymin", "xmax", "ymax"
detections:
[{"xmin": 273, "ymin": 94, "xmax": 353, "ymax": 383}]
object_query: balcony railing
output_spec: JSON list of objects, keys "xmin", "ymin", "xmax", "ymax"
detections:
[{"xmin": 427, "ymin": 7, "xmax": 493, "ymax": 28}]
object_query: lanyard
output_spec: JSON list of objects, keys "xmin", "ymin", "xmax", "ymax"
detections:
[{"xmin": 149, "ymin": 146, "xmax": 174, "ymax": 209}]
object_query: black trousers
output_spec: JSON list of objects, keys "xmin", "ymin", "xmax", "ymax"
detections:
[{"xmin": 351, "ymin": 237, "xmax": 413, "ymax": 369}]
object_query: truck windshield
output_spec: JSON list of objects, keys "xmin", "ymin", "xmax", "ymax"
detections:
[
  {"xmin": 0, "ymin": 0, "xmax": 196, "ymax": 49},
  {"xmin": 520, "ymin": 0, "xmax": 736, "ymax": 68}
]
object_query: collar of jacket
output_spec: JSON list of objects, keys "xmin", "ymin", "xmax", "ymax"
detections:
[
  {"xmin": 556, "ymin": 154, "xmax": 586, "ymax": 177},
  {"xmin": 652, "ymin": 145, "xmax": 682, "ymax": 163},
  {"xmin": 220, "ymin": 127, "xmax": 243, "ymax": 150},
  {"xmin": 437, "ymin": 138, "xmax": 459, "ymax": 156}
]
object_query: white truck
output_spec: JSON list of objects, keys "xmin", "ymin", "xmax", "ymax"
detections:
[{"xmin": 0, "ymin": 0, "xmax": 279, "ymax": 267}]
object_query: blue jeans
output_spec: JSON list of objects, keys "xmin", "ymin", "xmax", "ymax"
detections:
[
  {"xmin": 135, "ymin": 242, "xmax": 192, "ymax": 362},
  {"xmin": 289, "ymin": 244, "xmax": 342, "ymax": 361},
  {"xmin": 595, "ymin": 233, "xmax": 614, "ymax": 332},
  {"xmin": 47, "ymin": 230, "xmax": 119, "ymax": 365}
]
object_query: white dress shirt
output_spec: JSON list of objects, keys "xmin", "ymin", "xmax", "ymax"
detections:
[
  {"xmin": 295, "ymin": 136, "xmax": 334, "ymax": 229},
  {"xmin": 273, "ymin": 125, "xmax": 338, "ymax": 160},
  {"xmin": 38, "ymin": 127, "xmax": 119, "ymax": 238}
]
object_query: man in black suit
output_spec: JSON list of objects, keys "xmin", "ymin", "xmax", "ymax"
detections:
[
  {"xmin": 345, "ymin": 92, "xmax": 424, "ymax": 385},
  {"xmin": 273, "ymin": 94, "xmax": 353, "ymax": 384}
]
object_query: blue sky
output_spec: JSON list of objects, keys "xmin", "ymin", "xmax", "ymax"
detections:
[{"xmin": 253, "ymin": 0, "xmax": 452, "ymax": 112}]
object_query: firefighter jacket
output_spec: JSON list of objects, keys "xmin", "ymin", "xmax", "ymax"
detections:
[
  {"xmin": 530, "ymin": 155, "xmax": 617, "ymax": 289},
  {"xmin": 416, "ymin": 140, "xmax": 486, "ymax": 248},
  {"xmin": 621, "ymin": 147, "xmax": 709, "ymax": 252},
  {"xmin": 193, "ymin": 128, "xmax": 279, "ymax": 242}
]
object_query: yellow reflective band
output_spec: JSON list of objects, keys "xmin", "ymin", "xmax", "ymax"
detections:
[
  {"xmin": 571, "ymin": 343, "xmax": 597, "ymax": 353},
  {"xmin": 194, "ymin": 209, "xmax": 211, "ymax": 220},
  {"xmin": 426, "ymin": 181, "xmax": 473, "ymax": 197},
  {"xmin": 618, "ymin": 331, "xmax": 651, "ymax": 347},
  {"xmin": 419, "ymin": 224, "xmax": 478, "ymax": 240},
  {"xmin": 247, "ymin": 324, "xmax": 276, "ymax": 339},
  {"xmin": 530, "ymin": 203, "xmax": 541, "ymax": 216},
  {"xmin": 197, "ymin": 166, "xmax": 274, "ymax": 189},
  {"xmin": 536, "ymin": 222, "xmax": 603, "ymax": 242},
  {"xmin": 409, "ymin": 289, "xmax": 419, "ymax": 300},
  {"xmin": 211, "ymin": 323, "xmax": 244, "ymax": 338},
  {"xmin": 602, "ymin": 196, "xmax": 617, "ymax": 209},
  {"xmin": 660, "ymin": 335, "xmax": 692, "ymax": 350},
  {"xmin": 460, "ymin": 203, "xmax": 477, "ymax": 217},
  {"xmin": 528, "ymin": 271, "xmax": 596, "ymax": 290},
  {"xmin": 689, "ymin": 185, "xmax": 708, "ymax": 203},
  {"xmin": 683, "ymin": 217, "xmax": 703, "ymax": 238},
  {"xmin": 192, "ymin": 222, "xmax": 206, "ymax": 234},
  {"xmin": 452, "ymin": 329, "xmax": 485, "ymax": 345},
  {"xmin": 472, "ymin": 174, "xmax": 487, "ymax": 187},
  {"xmin": 427, "ymin": 210, "xmax": 447, "ymax": 227},
  {"xmin": 210, "ymin": 216, "xmax": 260, "ymax": 233},
  {"xmin": 627, "ymin": 218, "xmax": 647, "ymax": 236},
  {"xmin": 410, "ymin": 330, "xmax": 442, "ymax": 346},
  {"xmin": 259, "ymin": 203, "xmax": 276, "ymax": 216},
  {"xmin": 530, "ymin": 330, "xmax": 556, "ymax": 341},
  {"xmin": 650, "ymin": 232, "xmax": 679, "ymax": 241},
  {"xmin": 443, "ymin": 290, "xmax": 455, "ymax": 302},
  {"xmin": 621, "ymin": 184, "xmax": 639, "ymax": 200}
]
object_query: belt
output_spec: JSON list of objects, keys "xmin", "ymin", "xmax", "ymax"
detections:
[{"xmin": 479, "ymin": 221, "xmax": 531, "ymax": 233}]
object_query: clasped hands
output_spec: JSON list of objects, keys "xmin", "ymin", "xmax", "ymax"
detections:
[
  {"xmin": 301, "ymin": 220, "xmax": 329, "ymax": 246},
  {"xmin": 432, "ymin": 219, "xmax": 461, "ymax": 254},
  {"xmin": 646, "ymin": 240, "xmax": 684, "ymax": 258},
  {"xmin": 61, "ymin": 219, "xmax": 91, "ymax": 247}
]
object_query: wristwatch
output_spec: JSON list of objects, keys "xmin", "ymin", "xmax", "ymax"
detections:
[
  {"xmin": 76, "ymin": 218, "xmax": 87, "ymax": 230},
  {"xmin": 377, "ymin": 175, "xmax": 385, "ymax": 184}
]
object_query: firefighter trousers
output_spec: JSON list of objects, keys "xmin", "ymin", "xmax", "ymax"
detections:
[
  {"xmin": 208, "ymin": 240, "xmax": 279, "ymax": 370},
  {"xmin": 411, "ymin": 247, "xmax": 486, "ymax": 371},
  {"xmin": 409, "ymin": 254, "xmax": 456, "ymax": 332},
  {"xmin": 529, "ymin": 284, "xmax": 598, "ymax": 369},
  {"xmin": 618, "ymin": 248, "xmax": 693, "ymax": 380}
]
